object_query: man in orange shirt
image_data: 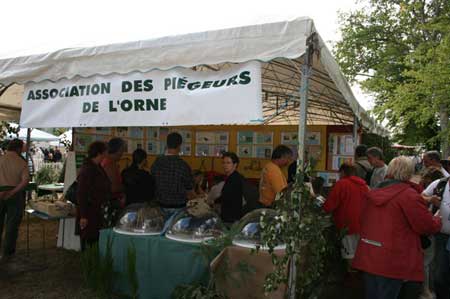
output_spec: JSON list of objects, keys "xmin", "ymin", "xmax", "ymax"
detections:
[{"xmin": 259, "ymin": 145, "xmax": 293, "ymax": 207}]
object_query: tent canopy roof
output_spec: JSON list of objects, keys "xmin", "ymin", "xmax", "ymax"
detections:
[
  {"xmin": 0, "ymin": 17, "xmax": 387, "ymax": 135},
  {"xmin": 7, "ymin": 123, "xmax": 59, "ymax": 141}
]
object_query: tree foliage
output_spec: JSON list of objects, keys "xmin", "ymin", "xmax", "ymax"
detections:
[{"xmin": 335, "ymin": 0, "xmax": 450, "ymax": 151}]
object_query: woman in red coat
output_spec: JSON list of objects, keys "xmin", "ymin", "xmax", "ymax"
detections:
[
  {"xmin": 323, "ymin": 163, "xmax": 369, "ymax": 266},
  {"xmin": 76, "ymin": 141, "xmax": 111, "ymax": 250},
  {"xmin": 352, "ymin": 156, "xmax": 442, "ymax": 299}
]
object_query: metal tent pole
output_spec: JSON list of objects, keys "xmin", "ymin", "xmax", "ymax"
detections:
[
  {"xmin": 25, "ymin": 128, "xmax": 32, "ymax": 256},
  {"xmin": 353, "ymin": 115, "xmax": 359, "ymax": 148},
  {"xmin": 288, "ymin": 34, "xmax": 314, "ymax": 299}
]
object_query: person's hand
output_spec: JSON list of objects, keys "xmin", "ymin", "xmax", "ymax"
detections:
[
  {"xmin": 80, "ymin": 218, "xmax": 88, "ymax": 230},
  {"xmin": 429, "ymin": 195, "xmax": 442, "ymax": 208}
]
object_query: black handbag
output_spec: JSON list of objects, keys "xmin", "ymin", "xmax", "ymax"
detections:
[{"xmin": 65, "ymin": 181, "xmax": 78, "ymax": 205}]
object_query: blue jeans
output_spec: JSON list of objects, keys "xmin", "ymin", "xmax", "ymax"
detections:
[
  {"xmin": 433, "ymin": 233, "xmax": 450, "ymax": 299},
  {"xmin": 363, "ymin": 273, "xmax": 422, "ymax": 299}
]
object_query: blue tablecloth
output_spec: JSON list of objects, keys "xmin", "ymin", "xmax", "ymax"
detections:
[{"xmin": 99, "ymin": 229, "xmax": 214, "ymax": 299}]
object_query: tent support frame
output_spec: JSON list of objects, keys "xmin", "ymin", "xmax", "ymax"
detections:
[{"xmin": 288, "ymin": 33, "xmax": 315, "ymax": 299}]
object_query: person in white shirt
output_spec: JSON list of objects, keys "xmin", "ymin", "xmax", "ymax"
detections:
[
  {"xmin": 422, "ymin": 176, "xmax": 450, "ymax": 299},
  {"xmin": 423, "ymin": 150, "xmax": 450, "ymax": 178}
]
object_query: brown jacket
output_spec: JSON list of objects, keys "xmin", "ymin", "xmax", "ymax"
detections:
[{"xmin": 76, "ymin": 159, "xmax": 111, "ymax": 240}]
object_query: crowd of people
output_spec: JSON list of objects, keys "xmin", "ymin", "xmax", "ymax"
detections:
[
  {"xmin": 74, "ymin": 132, "xmax": 295, "ymax": 252},
  {"xmin": 323, "ymin": 145, "xmax": 450, "ymax": 299},
  {"xmin": 0, "ymin": 133, "xmax": 449, "ymax": 299}
]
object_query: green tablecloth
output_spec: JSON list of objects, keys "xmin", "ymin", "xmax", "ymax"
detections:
[{"xmin": 99, "ymin": 229, "xmax": 214, "ymax": 299}]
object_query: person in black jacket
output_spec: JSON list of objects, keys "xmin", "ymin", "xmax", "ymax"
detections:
[
  {"xmin": 121, "ymin": 149, "xmax": 155, "ymax": 205},
  {"xmin": 216, "ymin": 152, "xmax": 244, "ymax": 224}
]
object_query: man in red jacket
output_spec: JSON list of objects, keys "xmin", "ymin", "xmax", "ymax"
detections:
[
  {"xmin": 323, "ymin": 163, "xmax": 369, "ymax": 266},
  {"xmin": 352, "ymin": 156, "xmax": 442, "ymax": 299}
]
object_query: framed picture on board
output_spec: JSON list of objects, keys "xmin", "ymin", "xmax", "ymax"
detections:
[
  {"xmin": 306, "ymin": 132, "xmax": 321, "ymax": 145},
  {"xmin": 147, "ymin": 128, "xmax": 159, "ymax": 140},
  {"xmin": 254, "ymin": 145, "xmax": 273, "ymax": 159},
  {"xmin": 116, "ymin": 127, "xmax": 129, "ymax": 138},
  {"xmin": 211, "ymin": 145, "xmax": 228, "ymax": 156},
  {"xmin": 196, "ymin": 144, "xmax": 210, "ymax": 156},
  {"xmin": 281, "ymin": 132, "xmax": 298, "ymax": 145},
  {"xmin": 180, "ymin": 144, "xmax": 192, "ymax": 156},
  {"xmin": 129, "ymin": 127, "xmax": 144, "ymax": 139},
  {"xmin": 147, "ymin": 141, "xmax": 159, "ymax": 155},
  {"xmin": 75, "ymin": 135, "xmax": 94, "ymax": 152},
  {"xmin": 196, "ymin": 132, "xmax": 216, "ymax": 144},
  {"xmin": 255, "ymin": 132, "xmax": 273, "ymax": 145},
  {"xmin": 216, "ymin": 132, "xmax": 229, "ymax": 145},
  {"xmin": 237, "ymin": 131, "xmax": 254, "ymax": 144},
  {"xmin": 237, "ymin": 145, "xmax": 253, "ymax": 158}
]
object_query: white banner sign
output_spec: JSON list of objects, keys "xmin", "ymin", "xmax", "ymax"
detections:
[{"xmin": 20, "ymin": 62, "xmax": 262, "ymax": 128}]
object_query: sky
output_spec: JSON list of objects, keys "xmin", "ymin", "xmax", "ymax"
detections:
[{"xmin": 0, "ymin": 0, "xmax": 373, "ymax": 109}]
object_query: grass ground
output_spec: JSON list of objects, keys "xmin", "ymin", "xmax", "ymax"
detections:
[{"xmin": 0, "ymin": 218, "xmax": 97, "ymax": 299}]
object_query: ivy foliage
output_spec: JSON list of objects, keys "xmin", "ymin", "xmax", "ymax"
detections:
[{"xmin": 260, "ymin": 171, "xmax": 334, "ymax": 298}]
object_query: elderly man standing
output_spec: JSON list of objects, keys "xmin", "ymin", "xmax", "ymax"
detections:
[
  {"xmin": 0, "ymin": 139, "xmax": 30, "ymax": 261},
  {"xmin": 423, "ymin": 150, "xmax": 450, "ymax": 177},
  {"xmin": 367, "ymin": 147, "xmax": 388, "ymax": 188},
  {"xmin": 259, "ymin": 145, "xmax": 293, "ymax": 207}
]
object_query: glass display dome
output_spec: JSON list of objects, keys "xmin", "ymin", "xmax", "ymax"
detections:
[
  {"xmin": 165, "ymin": 208, "xmax": 224, "ymax": 243},
  {"xmin": 232, "ymin": 209, "xmax": 286, "ymax": 250},
  {"xmin": 114, "ymin": 203, "xmax": 165, "ymax": 235}
]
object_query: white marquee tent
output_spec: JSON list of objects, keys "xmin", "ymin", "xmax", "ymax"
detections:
[
  {"xmin": 6, "ymin": 123, "xmax": 59, "ymax": 142},
  {"xmin": 0, "ymin": 17, "xmax": 387, "ymax": 135}
]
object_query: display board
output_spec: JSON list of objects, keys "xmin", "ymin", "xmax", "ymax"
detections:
[
  {"xmin": 195, "ymin": 131, "xmax": 229, "ymax": 157},
  {"xmin": 328, "ymin": 133, "xmax": 354, "ymax": 171},
  {"xmin": 316, "ymin": 171, "xmax": 340, "ymax": 187},
  {"xmin": 237, "ymin": 131, "xmax": 273, "ymax": 159},
  {"xmin": 72, "ymin": 125, "xmax": 330, "ymax": 178},
  {"xmin": 280, "ymin": 131, "xmax": 322, "ymax": 163}
]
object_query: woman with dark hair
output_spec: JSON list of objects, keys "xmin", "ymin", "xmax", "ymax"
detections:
[
  {"xmin": 216, "ymin": 152, "xmax": 245, "ymax": 223},
  {"xmin": 101, "ymin": 137, "xmax": 126, "ymax": 225},
  {"xmin": 76, "ymin": 141, "xmax": 111, "ymax": 250},
  {"xmin": 121, "ymin": 149, "xmax": 155, "ymax": 205}
]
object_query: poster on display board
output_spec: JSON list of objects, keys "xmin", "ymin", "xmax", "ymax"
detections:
[
  {"xmin": 317, "ymin": 172, "xmax": 340, "ymax": 187},
  {"xmin": 195, "ymin": 131, "xmax": 229, "ymax": 157},
  {"xmin": 237, "ymin": 130, "xmax": 273, "ymax": 158},
  {"xmin": 129, "ymin": 128, "xmax": 144, "ymax": 139},
  {"xmin": 21, "ymin": 62, "xmax": 262, "ymax": 128},
  {"xmin": 74, "ymin": 134, "xmax": 94, "ymax": 152}
]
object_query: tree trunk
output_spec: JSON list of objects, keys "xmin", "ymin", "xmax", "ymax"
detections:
[{"xmin": 439, "ymin": 103, "xmax": 449, "ymax": 158}]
